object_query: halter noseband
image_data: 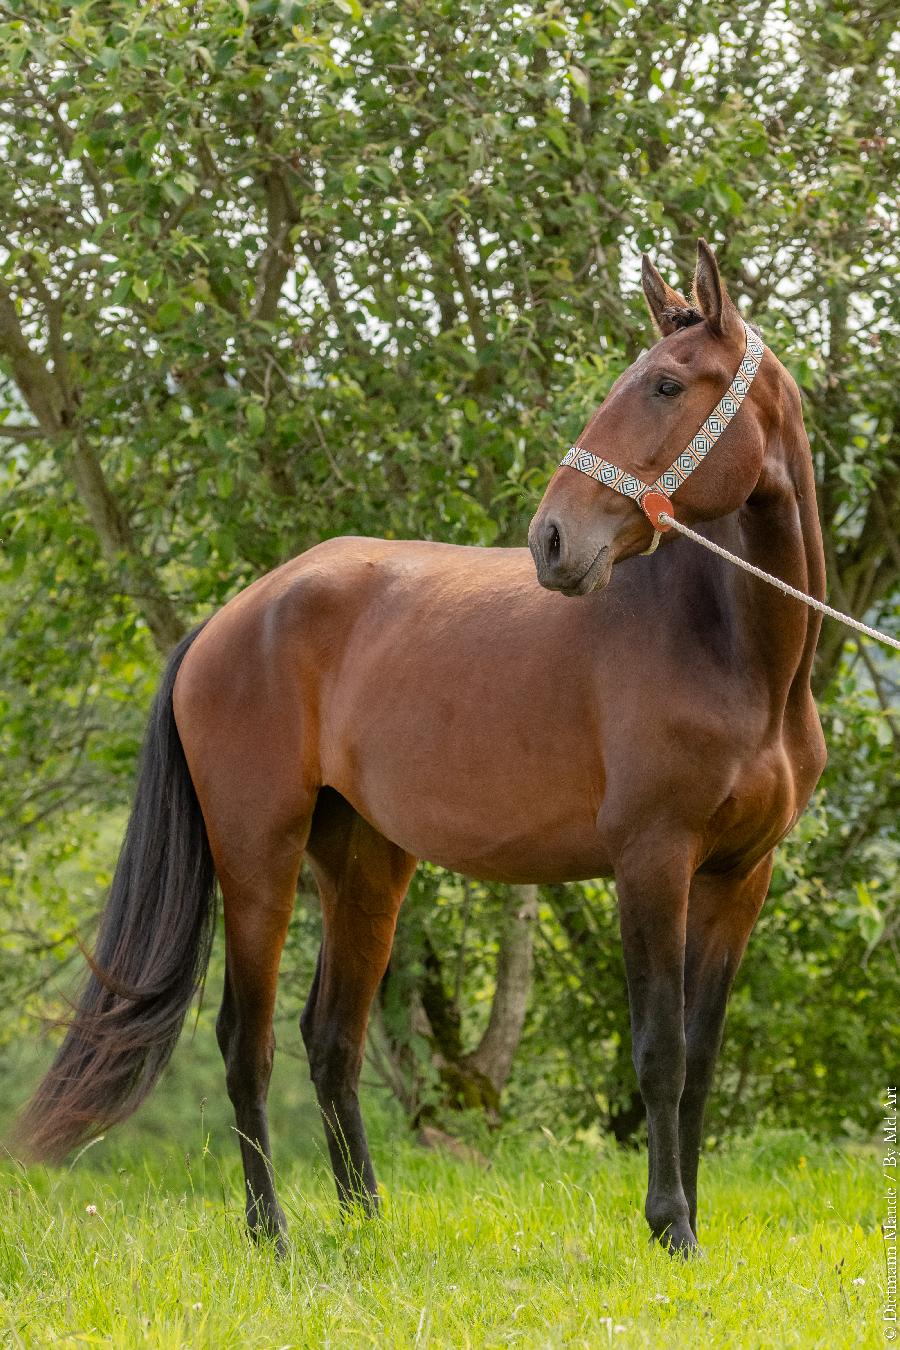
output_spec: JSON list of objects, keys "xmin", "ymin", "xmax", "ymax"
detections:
[{"xmin": 559, "ymin": 319, "xmax": 765, "ymax": 553}]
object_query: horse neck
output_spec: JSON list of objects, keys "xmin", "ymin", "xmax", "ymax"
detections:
[{"xmin": 671, "ymin": 410, "xmax": 824, "ymax": 709}]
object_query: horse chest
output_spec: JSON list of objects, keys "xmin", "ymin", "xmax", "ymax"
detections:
[{"xmin": 702, "ymin": 732, "xmax": 809, "ymax": 870}]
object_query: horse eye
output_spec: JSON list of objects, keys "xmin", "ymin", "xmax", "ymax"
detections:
[{"xmin": 657, "ymin": 379, "xmax": 682, "ymax": 398}]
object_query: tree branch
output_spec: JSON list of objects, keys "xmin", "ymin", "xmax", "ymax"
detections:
[
  {"xmin": 0, "ymin": 422, "xmax": 45, "ymax": 438},
  {"xmin": 448, "ymin": 229, "xmax": 489, "ymax": 352},
  {"xmin": 0, "ymin": 281, "xmax": 184, "ymax": 655},
  {"xmin": 252, "ymin": 169, "xmax": 298, "ymax": 323}
]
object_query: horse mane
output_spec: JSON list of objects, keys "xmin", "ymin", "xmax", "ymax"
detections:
[{"xmin": 662, "ymin": 305, "xmax": 704, "ymax": 329}]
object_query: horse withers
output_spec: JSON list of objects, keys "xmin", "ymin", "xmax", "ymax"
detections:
[{"xmin": 17, "ymin": 240, "xmax": 826, "ymax": 1257}]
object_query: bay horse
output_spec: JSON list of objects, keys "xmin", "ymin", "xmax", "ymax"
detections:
[{"xmin": 17, "ymin": 240, "xmax": 826, "ymax": 1256}]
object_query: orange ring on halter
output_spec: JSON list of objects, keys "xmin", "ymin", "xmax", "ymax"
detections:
[{"xmin": 640, "ymin": 491, "xmax": 674, "ymax": 531}]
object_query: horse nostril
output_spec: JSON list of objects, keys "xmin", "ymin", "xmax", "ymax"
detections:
[{"xmin": 548, "ymin": 524, "xmax": 561, "ymax": 565}]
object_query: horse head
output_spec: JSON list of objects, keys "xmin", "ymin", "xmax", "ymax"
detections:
[{"xmin": 529, "ymin": 239, "xmax": 773, "ymax": 596}]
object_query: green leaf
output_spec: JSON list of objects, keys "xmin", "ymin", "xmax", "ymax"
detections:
[
  {"xmin": 246, "ymin": 402, "xmax": 265, "ymax": 437},
  {"xmin": 109, "ymin": 276, "xmax": 132, "ymax": 305},
  {"xmin": 546, "ymin": 125, "xmax": 570, "ymax": 156},
  {"xmin": 156, "ymin": 298, "xmax": 184, "ymax": 327},
  {"xmin": 568, "ymin": 66, "xmax": 589, "ymax": 104}
]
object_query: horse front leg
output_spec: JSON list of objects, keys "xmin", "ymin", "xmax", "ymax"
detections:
[
  {"xmin": 680, "ymin": 856, "xmax": 774, "ymax": 1236},
  {"xmin": 615, "ymin": 846, "xmax": 696, "ymax": 1255}
]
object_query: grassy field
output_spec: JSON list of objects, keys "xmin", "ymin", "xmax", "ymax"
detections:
[{"xmin": 0, "ymin": 1018, "xmax": 888, "ymax": 1349}]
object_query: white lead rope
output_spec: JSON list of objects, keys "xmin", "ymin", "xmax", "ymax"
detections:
[{"xmin": 658, "ymin": 513, "xmax": 900, "ymax": 653}]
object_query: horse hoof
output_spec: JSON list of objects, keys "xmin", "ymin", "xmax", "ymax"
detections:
[
  {"xmin": 339, "ymin": 1188, "xmax": 381, "ymax": 1219},
  {"xmin": 248, "ymin": 1210, "xmax": 289, "ymax": 1257},
  {"xmin": 652, "ymin": 1222, "xmax": 701, "ymax": 1258}
]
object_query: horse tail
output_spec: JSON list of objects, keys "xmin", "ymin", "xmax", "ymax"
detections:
[{"xmin": 15, "ymin": 624, "xmax": 216, "ymax": 1163}]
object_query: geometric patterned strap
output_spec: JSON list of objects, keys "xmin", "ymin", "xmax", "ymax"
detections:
[{"xmin": 560, "ymin": 320, "xmax": 765, "ymax": 516}]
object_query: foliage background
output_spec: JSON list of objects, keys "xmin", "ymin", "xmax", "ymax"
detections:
[{"xmin": 0, "ymin": 0, "xmax": 896, "ymax": 1146}]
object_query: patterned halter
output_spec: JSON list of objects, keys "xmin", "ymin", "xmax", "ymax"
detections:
[{"xmin": 559, "ymin": 319, "xmax": 765, "ymax": 549}]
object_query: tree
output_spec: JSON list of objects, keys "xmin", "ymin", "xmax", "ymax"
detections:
[{"xmin": 1, "ymin": 0, "xmax": 896, "ymax": 1135}]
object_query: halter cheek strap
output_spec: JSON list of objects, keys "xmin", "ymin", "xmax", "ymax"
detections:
[{"xmin": 560, "ymin": 320, "xmax": 765, "ymax": 549}]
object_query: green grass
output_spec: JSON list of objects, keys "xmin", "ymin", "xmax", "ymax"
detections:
[
  {"xmin": 0, "ymin": 1094, "xmax": 886, "ymax": 1348},
  {"xmin": 0, "ymin": 1005, "xmax": 887, "ymax": 1347}
]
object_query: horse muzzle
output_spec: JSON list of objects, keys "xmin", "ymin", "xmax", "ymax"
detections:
[{"xmin": 528, "ymin": 514, "xmax": 615, "ymax": 596}]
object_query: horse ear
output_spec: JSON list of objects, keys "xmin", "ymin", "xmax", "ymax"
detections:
[
  {"xmin": 693, "ymin": 238, "xmax": 742, "ymax": 338},
  {"xmin": 641, "ymin": 254, "xmax": 690, "ymax": 336}
]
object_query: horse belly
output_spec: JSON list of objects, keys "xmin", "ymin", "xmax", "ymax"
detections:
[
  {"xmin": 334, "ymin": 774, "xmax": 613, "ymax": 885},
  {"xmin": 321, "ymin": 649, "xmax": 611, "ymax": 884}
]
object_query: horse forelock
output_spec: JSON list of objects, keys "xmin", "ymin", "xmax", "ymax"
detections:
[
  {"xmin": 659, "ymin": 307, "xmax": 763, "ymax": 341},
  {"xmin": 661, "ymin": 305, "xmax": 704, "ymax": 329}
]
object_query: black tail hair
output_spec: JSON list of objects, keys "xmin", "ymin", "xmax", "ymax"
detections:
[{"xmin": 15, "ymin": 625, "xmax": 215, "ymax": 1162}]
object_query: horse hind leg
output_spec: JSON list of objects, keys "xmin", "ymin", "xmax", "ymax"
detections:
[
  {"xmin": 173, "ymin": 618, "xmax": 318, "ymax": 1249},
  {"xmin": 302, "ymin": 790, "xmax": 416, "ymax": 1211},
  {"xmin": 212, "ymin": 830, "xmax": 307, "ymax": 1253}
]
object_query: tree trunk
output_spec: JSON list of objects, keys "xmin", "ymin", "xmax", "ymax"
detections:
[
  {"xmin": 463, "ymin": 884, "xmax": 538, "ymax": 1094},
  {"xmin": 544, "ymin": 883, "xmax": 645, "ymax": 1142},
  {"xmin": 375, "ymin": 884, "xmax": 539, "ymax": 1125}
]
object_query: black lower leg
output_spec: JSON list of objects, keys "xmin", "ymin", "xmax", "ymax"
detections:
[
  {"xmin": 617, "ymin": 858, "xmax": 696, "ymax": 1256},
  {"xmin": 300, "ymin": 990, "xmax": 378, "ymax": 1211},
  {"xmin": 630, "ymin": 970, "xmax": 695, "ymax": 1252},
  {"xmin": 217, "ymin": 986, "xmax": 287, "ymax": 1249},
  {"xmin": 236, "ymin": 1105, "xmax": 286, "ymax": 1240},
  {"xmin": 679, "ymin": 980, "xmax": 729, "ymax": 1235},
  {"xmin": 679, "ymin": 859, "xmax": 772, "ymax": 1237}
]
